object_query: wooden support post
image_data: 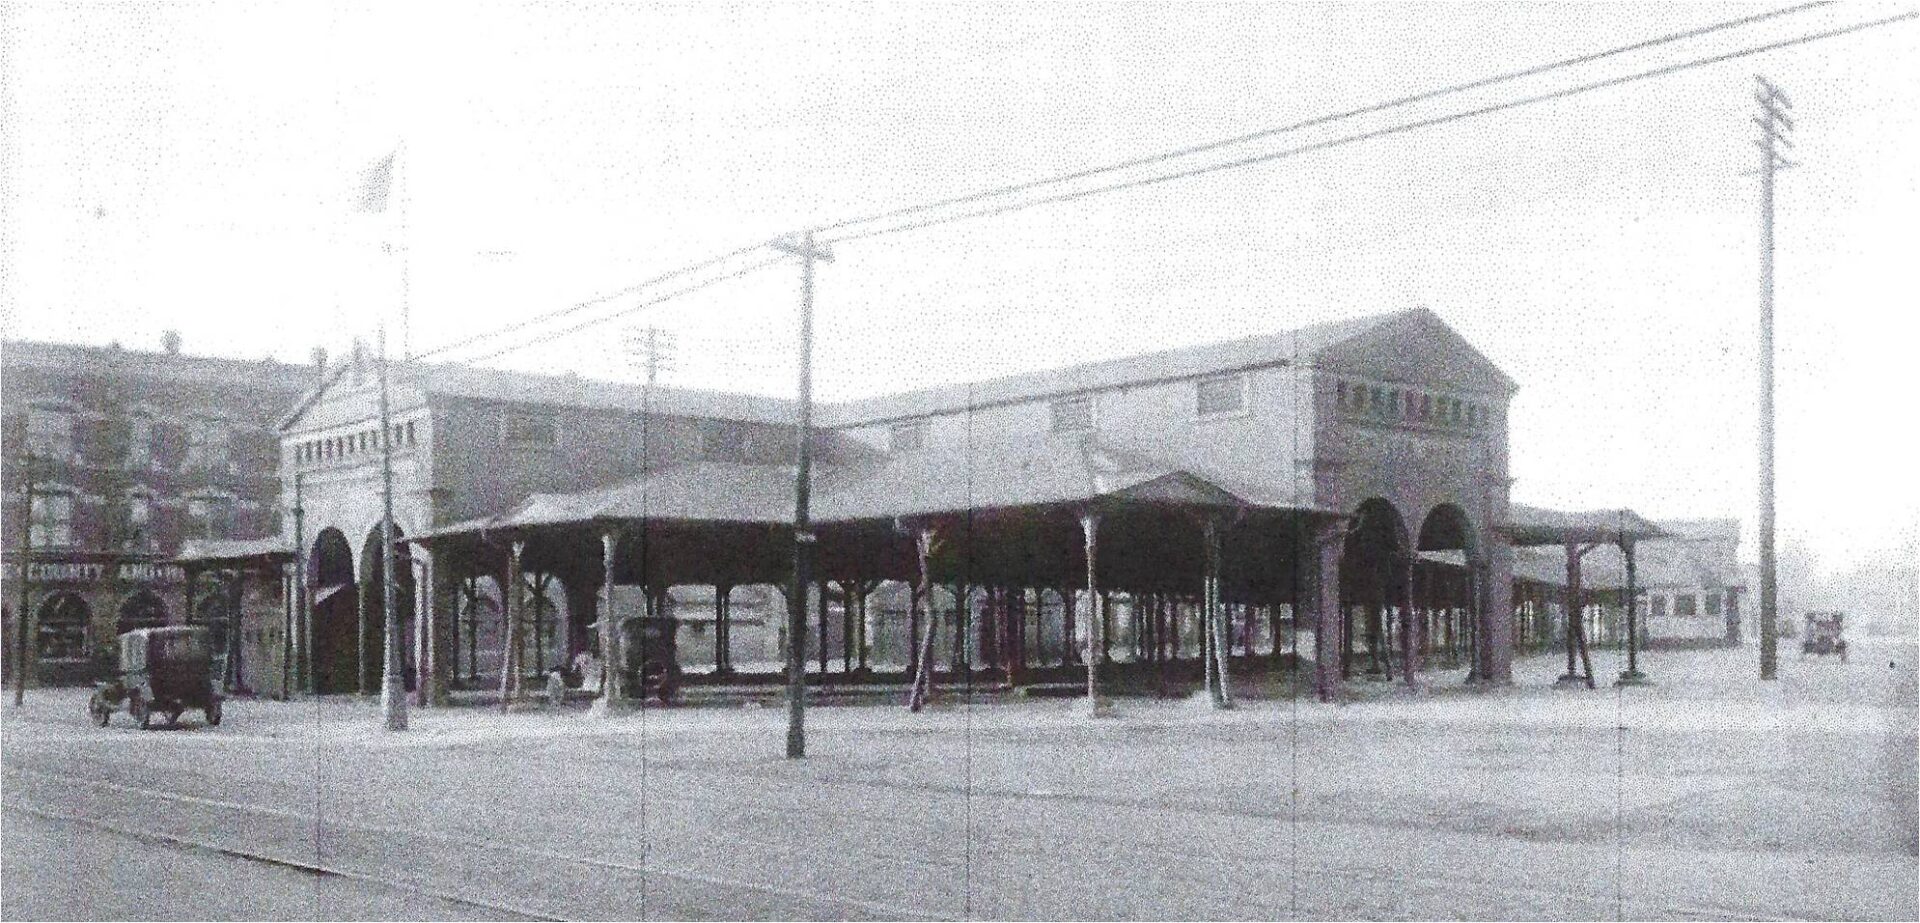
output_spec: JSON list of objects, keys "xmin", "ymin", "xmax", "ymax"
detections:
[
  {"xmin": 817, "ymin": 578, "xmax": 829, "ymax": 678},
  {"xmin": 590, "ymin": 530, "xmax": 624, "ymax": 714},
  {"xmin": 1400, "ymin": 554, "xmax": 1417, "ymax": 688},
  {"xmin": 1204, "ymin": 516, "xmax": 1233, "ymax": 709},
  {"xmin": 1081, "ymin": 513, "xmax": 1109, "ymax": 716},
  {"xmin": 908, "ymin": 529, "xmax": 939, "ymax": 712},
  {"xmin": 949, "ymin": 583, "xmax": 969, "ymax": 674},
  {"xmin": 1311, "ymin": 519, "xmax": 1344, "ymax": 702},
  {"xmin": 499, "ymin": 541, "xmax": 526, "ymax": 711}
]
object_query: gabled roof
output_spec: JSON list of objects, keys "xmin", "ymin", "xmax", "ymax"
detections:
[
  {"xmin": 279, "ymin": 357, "xmax": 797, "ymax": 432},
  {"xmin": 820, "ymin": 308, "xmax": 1422, "ymax": 427}
]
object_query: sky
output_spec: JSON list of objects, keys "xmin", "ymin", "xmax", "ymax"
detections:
[{"xmin": 2, "ymin": 2, "xmax": 1916, "ymax": 572}]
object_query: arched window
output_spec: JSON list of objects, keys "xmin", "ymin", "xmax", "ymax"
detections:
[{"xmin": 35, "ymin": 592, "xmax": 90, "ymax": 661}]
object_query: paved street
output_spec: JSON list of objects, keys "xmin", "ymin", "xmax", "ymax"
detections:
[{"xmin": 4, "ymin": 640, "xmax": 1915, "ymax": 921}]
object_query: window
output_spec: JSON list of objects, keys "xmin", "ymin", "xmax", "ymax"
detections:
[
  {"xmin": 405, "ymin": 421, "xmax": 417, "ymax": 446},
  {"xmin": 125, "ymin": 491, "xmax": 154, "ymax": 552},
  {"xmin": 35, "ymin": 594, "xmax": 89, "ymax": 662},
  {"xmin": 1420, "ymin": 394, "xmax": 1432, "ymax": 420},
  {"xmin": 1651, "ymin": 595, "xmax": 1668, "ymax": 617},
  {"xmin": 184, "ymin": 419, "xmax": 229, "ymax": 470},
  {"xmin": 127, "ymin": 414, "xmax": 154, "ymax": 466},
  {"xmin": 1196, "ymin": 375, "xmax": 1247, "ymax": 417},
  {"xmin": 25, "ymin": 408, "xmax": 72, "ymax": 460},
  {"xmin": 1369, "ymin": 387, "xmax": 1384, "ymax": 415},
  {"xmin": 1704, "ymin": 592, "xmax": 1722, "ymax": 616},
  {"xmin": 187, "ymin": 494, "xmax": 235, "ymax": 540},
  {"xmin": 889, "ymin": 419, "xmax": 929, "ymax": 454},
  {"xmin": 1050, "ymin": 396, "xmax": 1094, "ymax": 434},
  {"xmin": 701, "ymin": 422, "xmax": 746, "ymax": 462},
  {"xmin": 504, "ymin": 411, "xmax": 555, "ymax": 446},
  {"xmin": 29, "ymin": 492, "xmax": 74, "ymax": 547},
  {"xmin": 1674, "ymin": 594, "xmax": 1697, "ymax": 617}
]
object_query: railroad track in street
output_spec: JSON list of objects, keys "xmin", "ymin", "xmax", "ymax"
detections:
[{"xmin": 2, "ymin": 748, "xmax": 1815, "ymax": 922}]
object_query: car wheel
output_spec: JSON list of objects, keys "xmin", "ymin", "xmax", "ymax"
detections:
[
  {"xmin": 88, "ymin": 694, "xmax": 111, "ymax": 728},
  {"xmin": 129, "ymin": 692, "xmax": 151, "ymax": 730},
  {"xmin": 206, "ymin": 699, "xmax": 222, "ymax": 727}
]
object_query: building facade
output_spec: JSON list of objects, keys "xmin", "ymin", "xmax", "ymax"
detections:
[
  {"xmin": 1, "ymin": 336, "xmax": 309, "ymax": 685},
  {"xmin": 1639, "ymin": 518, "xmax": 1746, "ymax": 646}
]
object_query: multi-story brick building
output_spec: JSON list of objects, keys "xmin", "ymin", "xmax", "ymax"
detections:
[{"xmin": 1, "ymin": 335, "xmax": 308, "ymax": 684}]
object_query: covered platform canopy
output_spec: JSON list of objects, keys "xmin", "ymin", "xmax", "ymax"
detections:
[
  {"xmin": 171, "ymin": 537, "xmax": 296, "ymax": 568},
  {"xmin": 406, "ymin": 436, "xmax": 1339, "ymax": 710},
  {"xmin": 1499, "ymin": 504, "xmax": 1668, "ymax": 688}
]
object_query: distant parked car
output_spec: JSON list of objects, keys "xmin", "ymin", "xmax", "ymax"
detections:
[
  {"xmin": 620, "ymin": 616, "xmax": 682, "ymax": 704},
  {"xmin": 88, "ymin": 626, "xmax": 224, "ymax": 729}
]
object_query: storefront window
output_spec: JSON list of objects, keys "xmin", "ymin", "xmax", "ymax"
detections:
[{"xmin": 35, "ymin": 593, "xmax": 90, "ymax": 661}]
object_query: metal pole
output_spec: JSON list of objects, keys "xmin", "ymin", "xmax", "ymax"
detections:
[
  {"xmin": 778, "ymin": 230, "xmax": 831, "ymax": 759},
  {"xmin": 378, "ymin": 328, "xmax": 407, "ymax": 730},
  {"xmin": 291, "ymin": 471, "xmax": 306, "ymax": 696},
  {"xmin": 14, "ymin": 457, "xmax": 36, "ymax": 706}
]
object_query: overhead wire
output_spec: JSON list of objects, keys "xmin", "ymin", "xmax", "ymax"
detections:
[
  {"xmin": 448, "ymin": 255, "xmax": 788, "ymax": 365},
  {"xmin": 409, "ymin": 239, "xmax": 779, "ymax": 361},
  {"xmin": 821, "ymin": 8, "xmax": 1917, "ymax": 245},
  {"xmin": 813, "ymin": 1, "xmax": 1835, "ymax": 235}
]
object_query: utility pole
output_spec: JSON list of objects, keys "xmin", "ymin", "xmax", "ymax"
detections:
[
  {"xmin": 13, "ymin": 455, "xmax": 38, "ymax": 706},
  {"xmin": 378, "ymin": 327, "xmax": 408, "ymax": 729},
  {"xmin": 289, "ymin": 471, "xmax": 306, "ymax": 698},
  {"xmin": 773, "ymin": 231, "xmax": 832, "ymax": 759},
  {"xmin": 1754, "ymin": 74, "xmax": 1796, "ymax": 681},
  {"xmin": 625, "ymin": 326, "xmax": 678, "ymax": 386}
]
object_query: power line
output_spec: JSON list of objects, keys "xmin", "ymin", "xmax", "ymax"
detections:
[
  {"xmin": 815, "ymin": 1, "xmax": 1835, "ymax": 236},
  {"xmin": 450, "ymin": 256, "xmax": 787, "ymax": 366},
  {"xmin": 409, "ymin": 240, "xmax": 777, "ymax": 361},
  {"xmin": 823, "ymin": 9, "xmax": 1915, "ymax": 246}
]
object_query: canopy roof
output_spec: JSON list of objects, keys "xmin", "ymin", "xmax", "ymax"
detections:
[
  {"xmin": 172, "ymin": 537, "xmax": 295, "ymax": 566},
  {"xmin": 1504, "ymin": 504, "xmax": 1668, "ymax": 547},
  {"xmin": 415, "ymin": 437, "xmax": 1327, "ymax": 542}
]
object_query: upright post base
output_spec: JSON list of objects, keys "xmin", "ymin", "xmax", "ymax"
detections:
[
  {"xmin": 1553, "ymin": 673, "xmax": 1589, "ymax": 689},
  {"xmin": 1614, "ymin": 670, "xmax": 1653, "ymax": 687}
]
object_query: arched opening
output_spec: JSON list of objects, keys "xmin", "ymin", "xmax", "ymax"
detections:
[
  {"xmin": 115, "ymin": 589, "xmax": 169, "ymax": 636},
  {"xmin": 311, "ymin": 527, "xmax": 358, "ymax": 694},
  {"xmin": 35, "ymin": 591, "xmax": 92, "ymax": 664},
  {"xmin": 1417, "ymin": 503, "xmax": 1479, "ymax": 671},
  {"xmin": 1340, "ymin": 498, "xmax": 1411, "ymax": 679},
  {"xmin": 359, "ymin": 525, "xmax": 416, "ymax": 693}
]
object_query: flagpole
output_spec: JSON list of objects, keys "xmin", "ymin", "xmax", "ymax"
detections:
[
  {"xmin": 399, "ymin": 140, "xmax": 412, "ymax": 362},
  {"xmin": 378, "ymin": 324, "xmax": 407, "ymax": 731}
]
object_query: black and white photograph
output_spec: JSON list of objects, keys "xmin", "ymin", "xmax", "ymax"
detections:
[{"xmin": 1, "ymin": 2, "xmax": 1916, "ymax": 920}]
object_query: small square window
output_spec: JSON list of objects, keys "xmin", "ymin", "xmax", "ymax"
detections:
[
  {"xmin": 1197, "ymin": 376, "xmax": 1246, "ymax": 417},
  {"xmin": 1704, "ymin": 593, "xmax": 1722, "ymax": 616},
  {"xmin": 890, "ymin": 419, "xmax": 929, "ymax": 453},
  {"xmin": 1420, "ymin": 394, "xmax": 1432, "ymax": 420},
  {"xmin": 1675, "ymin": 594, "xmax": 1697, "ymax": 617},
  {"xmin": 1050, "ymin": 396, "xmax": 1094, "ymax": 434}
]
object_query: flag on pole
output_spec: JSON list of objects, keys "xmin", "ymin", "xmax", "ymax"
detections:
[{"xmin": 356, "ymin": 151, "xmax": 396, "ymax": 213}]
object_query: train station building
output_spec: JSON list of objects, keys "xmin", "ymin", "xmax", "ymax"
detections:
[{"xmin": 156, "ymin": 306, "xmax": 1679, "ymax": 706}]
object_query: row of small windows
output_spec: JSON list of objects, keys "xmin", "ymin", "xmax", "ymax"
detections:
[
  {"xmin": 888, "ymin": 374, "xmax": 1251, "ymax": 453},
  {"xmin": 1335, "ymin": 380, "xmax": 1491, "ymax": 429},
  {"xmin": 1650, "ymin": 590, "xmax": 1729, "ymax": 618},
  {"xmin": 295, "ymin": 420, "xmax": 418, "ymax": 465}
]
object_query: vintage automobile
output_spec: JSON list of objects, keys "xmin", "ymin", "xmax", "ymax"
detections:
[
  {"xmin": 620, "ymin": 615, "xmax": 682, "ymax": 704},
  {"xmin": 88, "ymin": 626, "xmax": 224, "ymax": 729},
  {"xmin": 1800, "ymin": 611, "xmax": 1848, "ymax": 662}
]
